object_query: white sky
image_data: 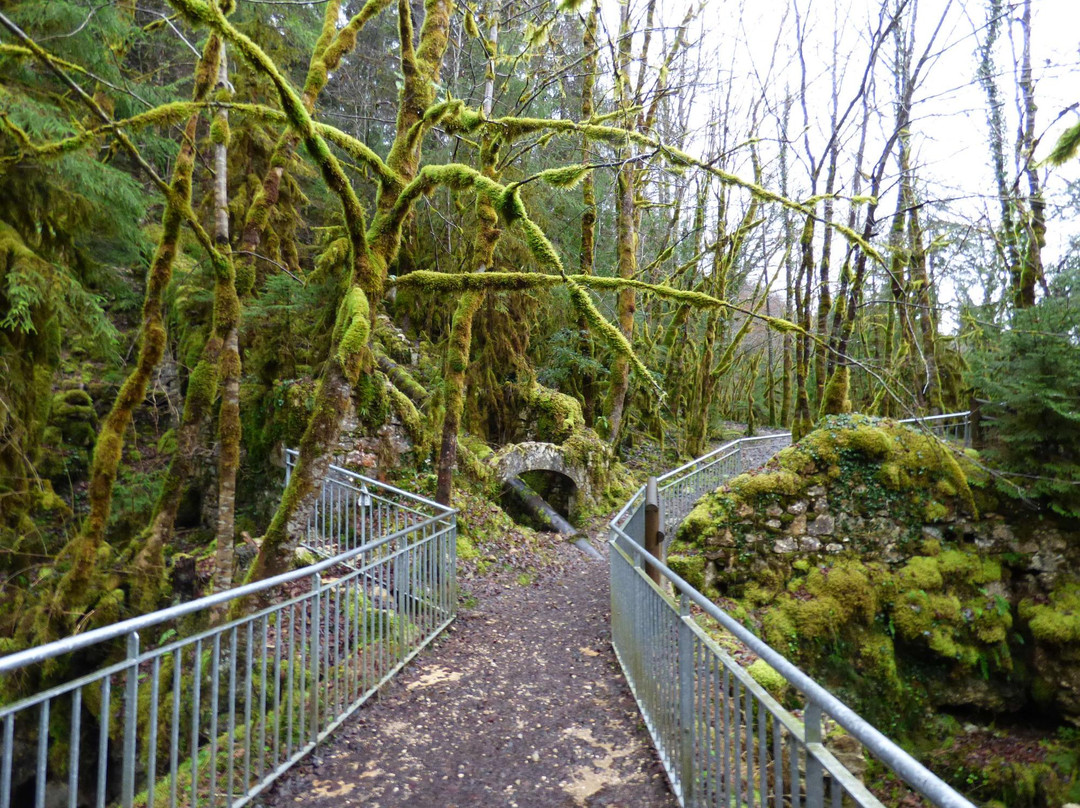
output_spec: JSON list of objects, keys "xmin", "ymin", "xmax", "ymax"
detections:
[{"xmin": 599, "ymin": 0, "xmax": 1080, "ymax": 268}]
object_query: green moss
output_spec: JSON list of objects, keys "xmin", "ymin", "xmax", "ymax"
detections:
[
  {"xmin": 893, "ymin": 589, "xmax": 935, "ymax": 639},
  {"xmin": 878, "ymin": 462, "xmax": 902, "ymax": 489},
  {"xmin": 667, "ymin": 554, "xmax": 706, "ymax": 591},
  {"xmin": 934, "ymin": 479, "xmax": 958, "ymax": 499},
  {"xmin": 846, "ymin": 425, "xmax": 893, "ymax": 458},
  {"xmin": 1020, "ymin": 582, "xmax": 1080, "ymax": 644},
  {"xmin": 937, "ymin": 550, "xmax": 1000, "ymax": 585},
  {"xmin": 456, "ymin": 533, "xmax": 480, "ymax": 561},
  {"xmin": 799, "ymin": 430, "xmax": 841, "ymax": 465},
  {"xmin": 776, "ymin": 445, "xmax": 816, "ymax": 474},
  {"xmin": 747, "ymin": 659, "xmax": 788, "ymax": 700},
  {"xmin": 779, "ymin": 593, "xmax": 844, "ymax": 641},
  {"xmin": 972, "ymin": 604, "xmax": 1012, "ymax": 644},
  {"xmin": 156, "ymin": 429, "xmax": 177, "ymax": 455},
  {"xmin": 525, "ymin": 382, "xmax": 584, "ymax": 443},
  {"xmin": 818, "ymin": 365, "xmax": 853, "ymax": 417},
  {"xmin": 762, "ymin": 608, "xmax": 797, "ymax": 647},
  {"xmin": 209, "ymin": 115, "xmax": 230, "ymax": 146},
  {"xmin": 897, "ymin": 556, "xmax": 943, "ymax": 592},
  {"xmin": 730, "ymin": 469, "xmax": 802, "ymax": 499},
  {"xmin": 744, "ymin": 582, "xmax": 778, "ymax": 606},
  {"xmin": 857, "ymin": 630, "xmax": 899, "ymax": 681},
  {"xmin": 921, "ymin": 537, "xmax": 942, "ymax": 556},
  {"xmin": 332, "ymin": 286, "xmax": 371, "ymax": 383},
  {"xmin": 924, "ymin": 500, "xmax": 948, "ymax": 521},
  {"xmin": 805, "ymin": 561, "xmax": 877, "ymax": 624}
]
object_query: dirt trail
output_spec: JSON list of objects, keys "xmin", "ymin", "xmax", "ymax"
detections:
[{"xmin": 261, "ymin": 535, "xmax": 677, "ymax": 808}]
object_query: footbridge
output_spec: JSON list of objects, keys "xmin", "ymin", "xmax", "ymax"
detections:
[{"xmin": 0, "ymin": 413, "xmax": 976, "ymax": 808}]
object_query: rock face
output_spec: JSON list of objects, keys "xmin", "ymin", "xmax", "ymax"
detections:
[{"xmin": 670, "ymin": 414, "xmax": 1080, "ymax": 729}]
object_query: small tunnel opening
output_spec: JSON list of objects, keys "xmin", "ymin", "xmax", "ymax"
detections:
[{"xmin": 500, "ymin": 469, "xmax": 578, "ymax": 530}]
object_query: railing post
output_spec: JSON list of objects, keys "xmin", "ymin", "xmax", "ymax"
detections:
[
  {"xmin": 396, "ymin": 539, "xmax": 408, "ymax": 659},
  {"xmin": 122, "ymin": 631, "xmax": 139, "ymax": 808},
  {"xmin": 678, "ymin": 594, "xmax": 695, "ymax": 804},
  {"xmin": 805, "ymin": 702, "xmax": 824, "ymax": 808},
  {"xmin": 310, "ymin": 572, "xmax": 321, "ymax": 743},
  {"xmin": 644, "ymin": 477, "xmax": 663, "ymax": 585}
]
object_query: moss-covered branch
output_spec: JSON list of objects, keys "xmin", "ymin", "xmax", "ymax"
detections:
[
  {"xmin": 18, "ymin": 30, "xmax": 225, "ymax": 642},
  {"xmin": 442, "ymin": 111, "xmax": 884, "ymax": 265}
]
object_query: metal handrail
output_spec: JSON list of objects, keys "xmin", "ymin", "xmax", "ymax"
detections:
[
  {"xmin": 612, "ymin": 528, "xmax": 974, "ymax": 808},
  {"xmin": 0, "ymin": 515, "xmax": 447, "ymax": 675},
  {"xmin": 608, "ymin": 412, "xmax": 975, "ymax": 808},
  {"xmin": 0, "ymin": 456, "xmax": 458, "ymax": 808}
]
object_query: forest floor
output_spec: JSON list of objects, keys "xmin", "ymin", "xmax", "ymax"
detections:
[{"xmin": 259, "ymin": 527, "xmax": 678, "ymax": 808}]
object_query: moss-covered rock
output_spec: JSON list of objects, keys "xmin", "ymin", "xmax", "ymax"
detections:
[
  {"xmin": 673, "ymin": 413, "xmax": 1080, "ymax": 733},
  {"xmin": 747, "ymin": 659, "xmax": 788, "ymax": 700},
  {"xmin": 520, "ymin": 382, "xmax": 585, "ymax": 444}
]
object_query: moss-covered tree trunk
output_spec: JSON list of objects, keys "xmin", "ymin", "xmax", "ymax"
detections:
[
  {"xmin": 791, "ymin": 213, "xmax": 815, "ymax": 441},
  {"xmin": 240, "ymin": 0, "xmax": 453, "ymax": 580},
  {"xmin": 434, "ymin": 3, "xmax": 499, "ymax": 506},
  {"xmin": 577, "ymin": 2, "xmax": 598, "ymax": 428},
  {"xmin": 778, "ymin": 95, "xmax": 795, "ymax": 429},
  {"xmin": 211, "ymin": 47, "xmax": 241, "ymax": 593},
  {"xmin": 234, "ymin": 0, "xmax": 389, "ymax": 290},
  {"xmin": 605, "ymin": 157, "xmax": 636, "ymax": 445}
]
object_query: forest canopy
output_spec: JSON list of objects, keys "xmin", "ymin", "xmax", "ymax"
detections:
[{"xmin": 0, "ymin": 0, "xmax": 1078, "ymax": 650}]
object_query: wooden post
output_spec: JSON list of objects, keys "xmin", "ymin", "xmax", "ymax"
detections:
[
  {"xmin": 968, "ymin": 396, "xmax": 982, "ymax": 449},
  {"xmin": 644, "ymin": 476, "xmax": 662, "ymax": 585}
]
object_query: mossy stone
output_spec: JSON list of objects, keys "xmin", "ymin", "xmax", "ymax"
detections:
[{"xmin": 747, "ymin": 659, "xmax": 788, "ymax": 700}]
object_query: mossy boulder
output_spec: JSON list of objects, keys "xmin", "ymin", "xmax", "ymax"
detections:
[
  {"xmin": 38, "ymin": 387, "xmax": 98, "ymax": 481},
  {"xmin": 672, "ymin": 413, "xmax": 1080, "ymax": 730},
  {"xmin": 678, "ymin": 414, "xmax": 976, "ymax": 567},
  {"xmin": 519, "ymin": 382, "xmax": 585, "ymax": 444}
]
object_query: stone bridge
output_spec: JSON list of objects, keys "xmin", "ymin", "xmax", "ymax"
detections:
[{"xmin": 489, "ymin": 437, "xmax": 612, "ymax": 518}]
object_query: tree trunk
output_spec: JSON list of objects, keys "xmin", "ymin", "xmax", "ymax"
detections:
[
  {"xmin": 577, "ymin": 3, "xmax": 598, "ymax": 427},
  {"xmin": 212, "ymin": 45, "xmax": 241, "ymax": 594},
  {"xmin": 434, "ymin": 3, "xmax": 498, "ymax": 506}
]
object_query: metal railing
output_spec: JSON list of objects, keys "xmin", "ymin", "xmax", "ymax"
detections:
[
  {"xmin": 651, "ymin": 434, "xmax": 794, "ymax": 540},
  {"xmin": 609, "ymin": 416, "xmax": 975, "ymax": 808},
  {"xmin": 285, "ymin": 449, "xmax": 441, "ymax": 561},
  {"xmin": 0, "ymin": 460, "xmax": 456, "ymax": 808},
  {"xmin": 897, "ymin": 412, "xmax": 972, "ymax": 446}
]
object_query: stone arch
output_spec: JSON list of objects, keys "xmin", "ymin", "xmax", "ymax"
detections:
[{"xmin": 491, "ymin": 442, "xmax": 592, "ymax": 511}]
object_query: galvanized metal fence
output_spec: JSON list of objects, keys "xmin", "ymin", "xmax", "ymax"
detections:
[
  {"xmin": 609, "ymin": 417, "xmax": 975, "ymax": 808},
  {"xmin": 900, "ymin": 412, "xmax": 972, "ymax": 446},
  {"xmin": 285, "ymin": 449, "xmax": 442, "ymax": 561},
  {"xmin": 0, "ymin": 460, "xmax": 456, "ymax": 808}
]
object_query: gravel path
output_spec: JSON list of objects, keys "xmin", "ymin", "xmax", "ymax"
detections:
[
  {"xmin": 736, "ymin": 430, "xmax": 792, "ymax": 473},
  {"xmin": 260, "ymin": 536, "xmax": 677, "ymax": 808},
  {"xmin": 259, "ymin": 432, "xmax": 790, "ymax": 808}
]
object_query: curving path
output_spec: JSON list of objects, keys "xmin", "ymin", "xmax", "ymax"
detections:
[{"xmin": 261, "ymin": 534, "xmax": 677, "ymax": 808}]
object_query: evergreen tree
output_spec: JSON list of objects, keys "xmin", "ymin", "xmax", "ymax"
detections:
[{"xmin": 969, "ymin": 260, "xmax": 1080, "ymax": 516}]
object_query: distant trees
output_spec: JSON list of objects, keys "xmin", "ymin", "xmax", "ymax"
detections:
[{"xmin": 0, "ymin": 0, "xmax": 1077, "ymax": 640}]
